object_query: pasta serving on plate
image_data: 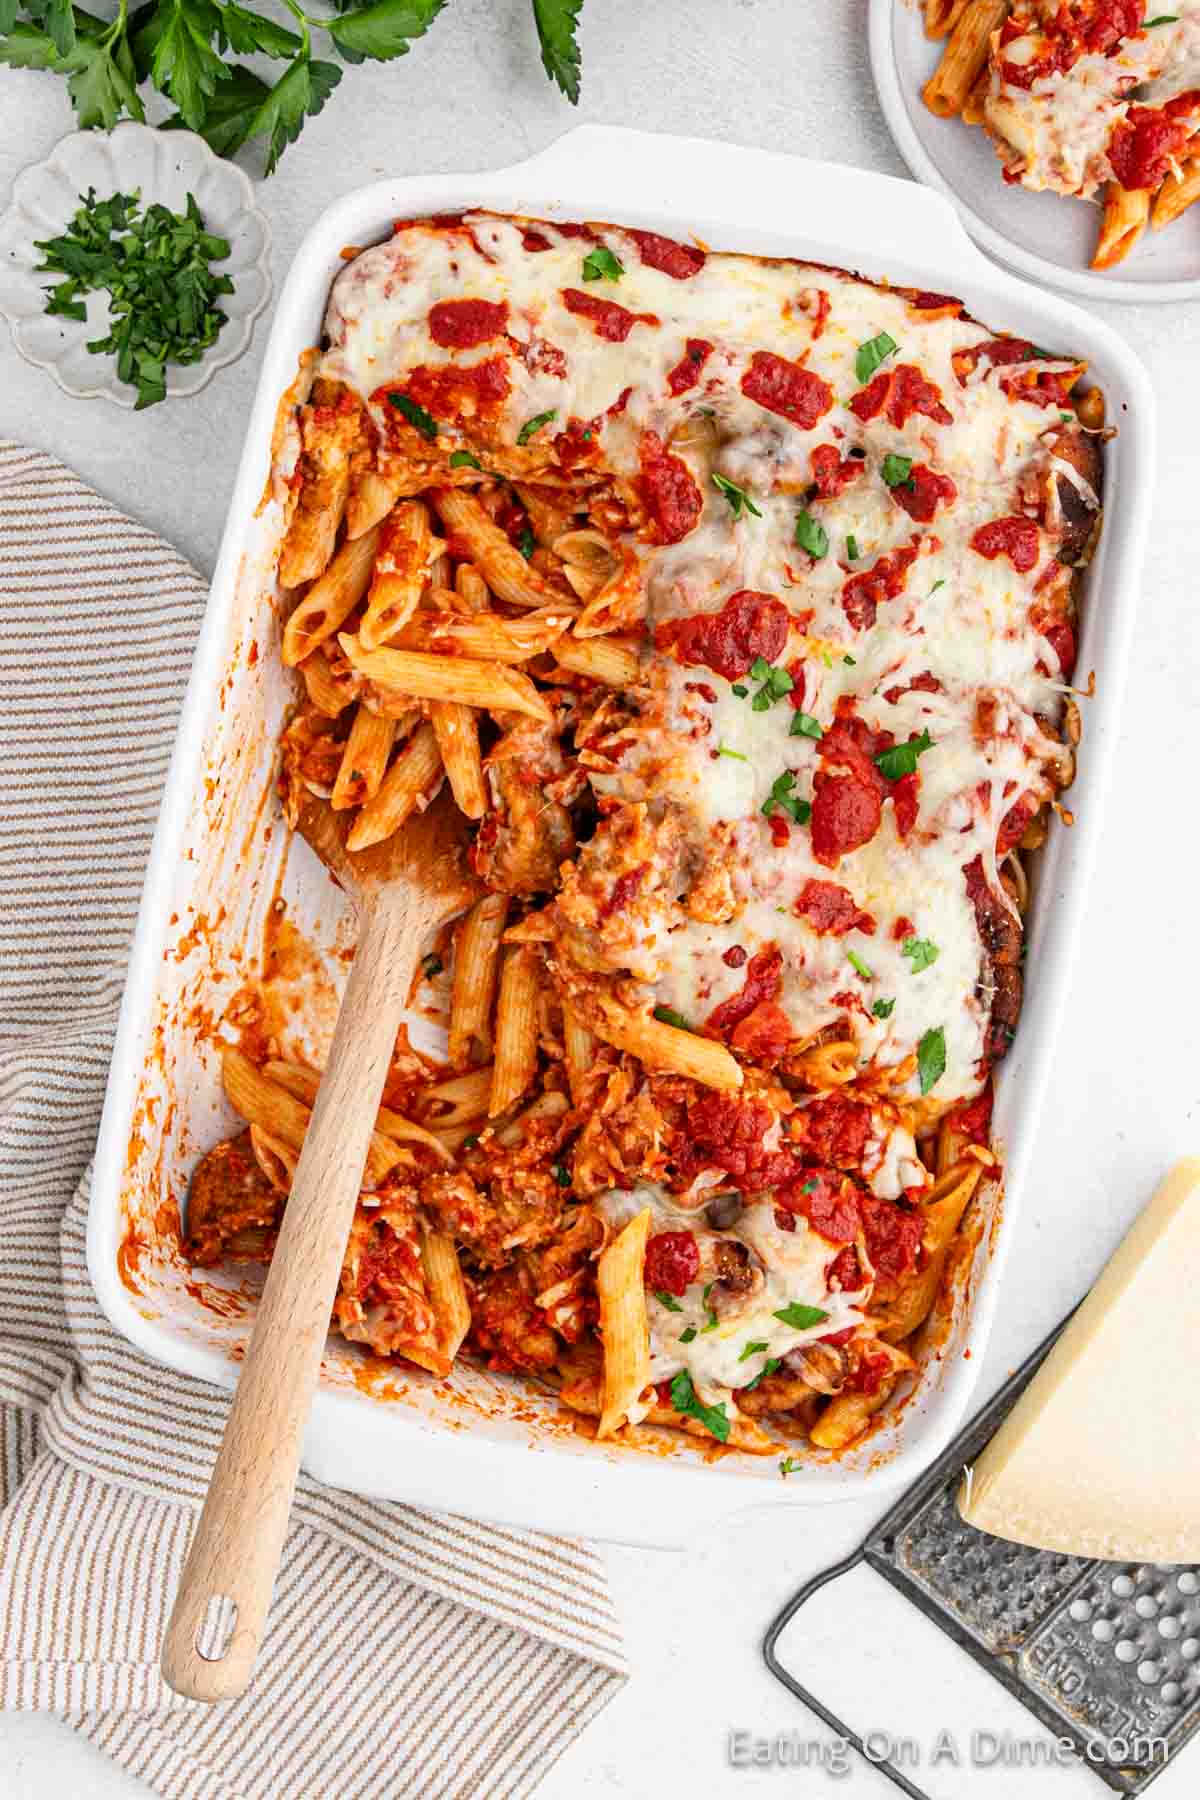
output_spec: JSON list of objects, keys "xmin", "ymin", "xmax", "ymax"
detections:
[
  {"xmin": 186, "ymin": 212, "xmax": 1104, "ymax": 1459},
  {"xmin": 922, "ymin": 0, "xmax": 1200, "ymax": 269}
]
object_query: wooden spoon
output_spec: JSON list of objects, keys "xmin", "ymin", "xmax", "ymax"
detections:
[{"xmin": 161, "ymin": 787, "xmax": 478, "ymax": 1702}]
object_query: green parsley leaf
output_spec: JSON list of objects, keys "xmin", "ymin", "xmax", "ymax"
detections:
[
  {"xmin": 843, "ymin": 653, "xmax": 856, "ymax": 666},
  {"xmin": 738, "ymin": 1339, "xmax": 770, "ymax": 1363},
  {"xmin": 551, "ymin": 1162, "xmax": 572, "ymax": 1187},
  {"xmin": 389, "ymin": 391, "xmax": 439, "ymax": 441},
  {"xmin": 581, "ymin": 245, "xmax": 623, "ymax": 282},
  {"xmin": 516, "ymin": 524, "xmax": 536, "ymax": 559},
  {"xmin": 328, "ymin": 0, "xmax": 447, "ymax": 64},
  {"xmin": 779, "ymin": 1455, "xmax": 802, "ymax": 1477},
  {"xmin": 918, "ymin": 1025, "xmax": 947, "ymax": 1095},
  {"xmin": 532, "ymin": 0, "xmax": 582, "ymax": 103},
  {"xmin": 798, "ymin": 1179, "xmax": 817, "ymax": 1195},
  {"xmin": 679, "ymin": 1325, "xmax": 697, "ymax": 1344},
  {"xmin": 420, "ymin": 951, "xmax": 443, "ymax": 977},
  {"xmin": 655, "ymin": 1291, "xmax": 683, "ymax": 1313},
  {"xmin": 40, "ymin": 0, "xmax": 76, "ymax": 58},
  {"xmin": 930, "ymin": 578, "xmax": 946, "ymax": 594},
  {"xmin": 449, "ymin": 448, "xmax": 482, "ymax": 470},
  {"xmin": 881, "ymin": 452, "xmax": 915, "ymax": 490},
  {"xmin": 717, "ymin": 744, "xmax": 748, "ymax": 762},
  {"xmin": 670, "ymin": 1370, "xmax": 730, "ymax": 1443},
  {"xmin": 712, "ymin": 471, "xmax": 762, "ymax": 520},
  {"xmin": 856, "ymin": 330, "xmax": 898, "ymax": 385},
  {"xmin": 462, "ymin": 1132, "xmax": 479, "ymax": 1150},
  {"xmin": 653, "ymin": 1004, "xmax": 691, "ymax": 1031},
  {"xmin": 795, "ymin": 510, "xmax": 829, "ymax": 560},
  {"xmin": 1059, "ymin": 410, "xmax": 1074, "ymax": 423},
  {"xmin": 164, "ymin": 61, "xmax": 269, "ymax": 156},
  {"xmin": 901, "ymin": 936, "xmax": 939, "ymax": 973},
  {"xmin": 846, "ymin": 534, "xmax": 860, "ymax": 561},
  {"xmin": 872, "ymin": 998, "xmax": 896, "ymax": 1020},
  {"xmin": 746, "ymin": 658, "xmax": 793, "ymax": 712},
  {"xmin": 517, "ymin": 408, "xmax": 557, "ymax": 445},
  {"xmin": 846, "ymin": 948, "xmax": 873, "ymax": 981},
  {"xmin": 762, "ymin": 770, "xmax": 811, "ymax": 825},
  {"xmin": 248, "ymin": 53, "xmax": 341, "ymax": 178},
  {"xmin": 147, "ymin": 0, "xmax": 229, "ymax": 133},
  {"xmin": 875, "ymin": 729, "xmax": 934, "ymax": 780},
  {"xmin": 743, "ymin": 1357, "xmax": 781, "ymax": 1392},
  {"xmin": 1144, "ymin": 14, "xmax": 1179, "ymax": 25},
  {"xmin": 789, "ymin": 710, "xmax": 823, "ymax": 740},
  {"xmin": 731, "ymin": 682, "xmax": 749, "ymax": 697},
  {"xmin": 773, "ymin": 1301, "xmax": 829, "ymax": 1330},
  {"xmin": 700, "ymin": 1281, "xmax": 718, "ymax": 1332},
  {"xmin": 217, "ymin": 2, "xmax": 302, "ymax": 59}
]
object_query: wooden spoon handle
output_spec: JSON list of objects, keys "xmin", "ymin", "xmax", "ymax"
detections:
[{"xmin": 161, "ymin": 892, "xmax": 426, "ymax": 1702}]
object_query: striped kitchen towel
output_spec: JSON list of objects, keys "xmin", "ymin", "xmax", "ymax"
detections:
[{"xmin": 0, "ymin": 439, "xmax": 626, "ymax": 1799}]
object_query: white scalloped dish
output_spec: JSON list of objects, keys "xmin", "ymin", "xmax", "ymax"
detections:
[{"xmin": 0, "ymin": 121, "xmax": 271, "ymax": 406}]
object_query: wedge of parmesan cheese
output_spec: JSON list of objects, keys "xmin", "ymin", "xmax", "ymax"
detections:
[{"xmin": 958, "ymin": 1159, "xmax": 1200, "ymax": 1561}]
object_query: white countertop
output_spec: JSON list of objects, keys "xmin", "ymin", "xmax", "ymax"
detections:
[{"xmin": 3, "ymin": 3, "xmax": 1199, "ymax": 1794}]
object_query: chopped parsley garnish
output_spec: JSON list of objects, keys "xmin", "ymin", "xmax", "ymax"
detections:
[
  {"xmin": 846, "ymin": 534, "xmax": 860, "ymax": 561},
  {"xmin": 773, "ymin": 1301, "xmax": 829, "ymax": 1330},
  {"xmin": 420, "ymin": 952, "xmax": 443, "ymax": 977},
  {"xmin": 743, "ymin": 1358, "xmax": 781, "ymax": 1393},
  {"xmin": 762, "ymin": 770, "xmax": 811, "ymax": 824},
  {"xmin": 930, "ymin": 579, "xmax": 946, "ymax": 594},
  {"xmin": 795, "ymin": 510, "xmax": 829, "ymax": 560},
  {"xmin": 712, "ymin": 471, "xmax": 763, "ymax": 520},
  {"xmin": 581, "ymin": 245, "xmax": 624, "ymax": 282},
  {"xmin": 846, "ymin": 948, "xmax": 873, "ymax": 981},
  {"xmin": 855, "ymin": 330, "xmax": 898, "ymax": 385},
  {"xmin": 656, "ymin": 1291, "xmax": 683, "ymax": 1313},
  {"xmin": 653, "ymin": 1004, "xmax": 692, "ymax": 1031},
  {"xmin": 679, "ymin": 1325, "xmax": 698, "ymax": 1343},
  {"xmin": 517, "ymin": 409, "xmax": 558, "ymax": 445},
  {"xmin": 881, "ymin": 452, "xmax": 915, "ymax": 490},
  {"xmin": 789, "ymin": 710, "xmax": 824, "ymax": 740},
  {"xmin": 902, "ymin": 936, "xmax": 940, "ymax": 973},
  {"xmin": 551, "ymin": 1162, "xmax": 572, "ymax": 1188},
  {"xmin": 779, "ymin": 1456, "xmax": 802, "ymax": 1477},
  {"xmin": 390, "ymin": 393, "xmax": 439, "ymax": 441},
  {"xmin": 1059, "ymin": 410, "xmax": 1074, "ymax": 423},
  {"xmin": 462, "ymin": 1133, "xmax": 480, "ymax": 1150},
  {"xmin": 516, "ymin": 525, "xmax": 536, "ymax": 559},
  {"xmin": 918, "ymin": 1025, "xmax": 947, "ymax": 1095},
  {"xmin": 747, "ymin": 656, "xmax": 794, "ymax": 711},
  {"xmin": 799, "ymin": 1179, "xmax": 817, "ymax": 1195},
  {"xmin": 875, "ymin": 730, "xmax": 934, "ymax": 780},
  {"xmin": 717, "ymin": 743, "xmax": 749, "ymax": 761},
  {"xmin": 1144, "ymin": 14, "xmax": 1179, "ymax": 25},
  {"xmin": 449, "ymin": 448, "xmax": 482, "ymax": 470},
  {"xmin": 843, "ymin": 653, "xmax": 857, "ymax": 666},
  {"xmin": 700, "ymin": 1282, "xmax": 718, "ymax": 1333},
  {"xmin": 670, "ymin": 1370, "xmax": 730, "ymax": 1442},
  {"xmin": 35, "ymin": 189, "xmax": 235, "ymax": 411},
  {"xmin": 872, "ymin": 998, "xmax": 896, "ymax": 1020},
  {"xmin": 731, "ymin": 683, "xmax": 749, "ymax": 696},
  {"xmin": 738, "ymin": 1339, "xmax": 770, "ymax": 1363}
]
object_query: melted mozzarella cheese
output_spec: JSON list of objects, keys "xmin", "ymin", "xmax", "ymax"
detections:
[
  {"xmin": 318, "ymin": 213, "xmax": 1088, "ymax": 1108},
  {"xmin": 599, "ymin": 1186, "xmax": 867, "ymax": 1402}
]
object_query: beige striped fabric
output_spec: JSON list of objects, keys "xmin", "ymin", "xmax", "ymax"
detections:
[{"xmin": 0, "ymin": 440, "xmax": 626, "ymax": 1798}]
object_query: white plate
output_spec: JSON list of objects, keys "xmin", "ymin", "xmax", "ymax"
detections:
[
  {"xmin": 870, "ymin": 0, "xmax": 1200, "ymax": 303},
  {"xmin": 87, "ymin": 126, "xmax": 1155, "ymax": 1543},
  {"xmin": 0, "ymin": 121, "xmax": 272, "ymax": 406}
]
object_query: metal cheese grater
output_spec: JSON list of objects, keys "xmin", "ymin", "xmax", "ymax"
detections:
[{"xmin": 763, "ymin": 1322, "xmax": 1200, "ymax": 1796}]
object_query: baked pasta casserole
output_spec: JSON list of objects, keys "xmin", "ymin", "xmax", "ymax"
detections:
[{"xmin": 186, "ymin": 211, "xmax": 1104, "ymax": 1459}]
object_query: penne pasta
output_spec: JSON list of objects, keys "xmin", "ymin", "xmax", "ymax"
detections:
[
  {"xmin": 595, "ymin": 1206, "xmax": 652, "ymax": 1438},
  {"xmin": 559, "ymin": 1370, "xmax": 778, "ymax": 1454},
  {"xmin": 922, "ymin": 0, "xmax": 1007, "ymax": 119},
  {"xmin": 489, "ymin": 944, "xmax": 541, "ymax": 1116},
  {"xmin": 360, "ymin": 499, "xmax": 432, "ymax": 650},
  {"xmin": 562, "ymin": 1001, "xmax": 596, "ymax": 1105},
  {"xmin": 431, "ymin": 487, "xmax": 569, "ymax": 611},
  {"xmin": 224, "ymin": 1049, "xmax": 406, "ymax": 1190},
  {"xmin": 553, "ymin": 632, "xmax": 641, "ymax": 687},
  {"xmin": 449, "ymin": 894, "xmax": 508, "ymax": 1068},
  {"xmin": 593, "ymin": 1001, "xmax": 743, "ymax": 1092},
  {"xmin": 300, "ymin": 646, "xmax": 357, "ymax": 717},
  {"xmin": 1152, "ymin": 157, "xmax": 1200, "ymax": 229},
  {"xmin": 417, "ymin": 1065, "xmax": 495, "ymax": 1127},
  {"xmin": 1092, "ymin": 182, "xmax": 1150, "ymax": 270},
  {"xmin": 345, "ymin": 720, "xmax": 443, "ymax": 853},
  {"xmin": 420, "ymin": 1228, "xmax": 473, "ymax": 1367},
  {"xmin": 430, "ymin": 701, "xmax": 487, "ymax": 820},
  {"xmin": 397, "ymin": 602, "xmax": 575, "ymax": 664},
  {"xmin": 345, "ymin": 467, "xmax": 406, "ymax": 539},
  {"xmin": 282, "ymin": 524, "xmax": 381, "ymax": 667},
  {"xmin": 330, "ymin": 705, "xmax": 396, "ymax": 811},
  {"xmin": 339, "ymin": 634, "xmax": 553, "ymax": 723}
]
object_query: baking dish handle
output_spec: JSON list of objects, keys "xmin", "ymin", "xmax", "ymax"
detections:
[{"xmin": 505, "ymin": 125, "xmax": 992, "ymax": 292}]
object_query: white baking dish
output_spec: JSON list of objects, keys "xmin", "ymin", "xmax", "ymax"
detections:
[{"xmin": 87, "ymin": 126, "xmax": 1154, "ymax": 1545}]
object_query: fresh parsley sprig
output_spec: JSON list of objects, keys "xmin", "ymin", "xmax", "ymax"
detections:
[{"xmin": 1, "ymin": 0, "xmax": 588, "ymax": 172}]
